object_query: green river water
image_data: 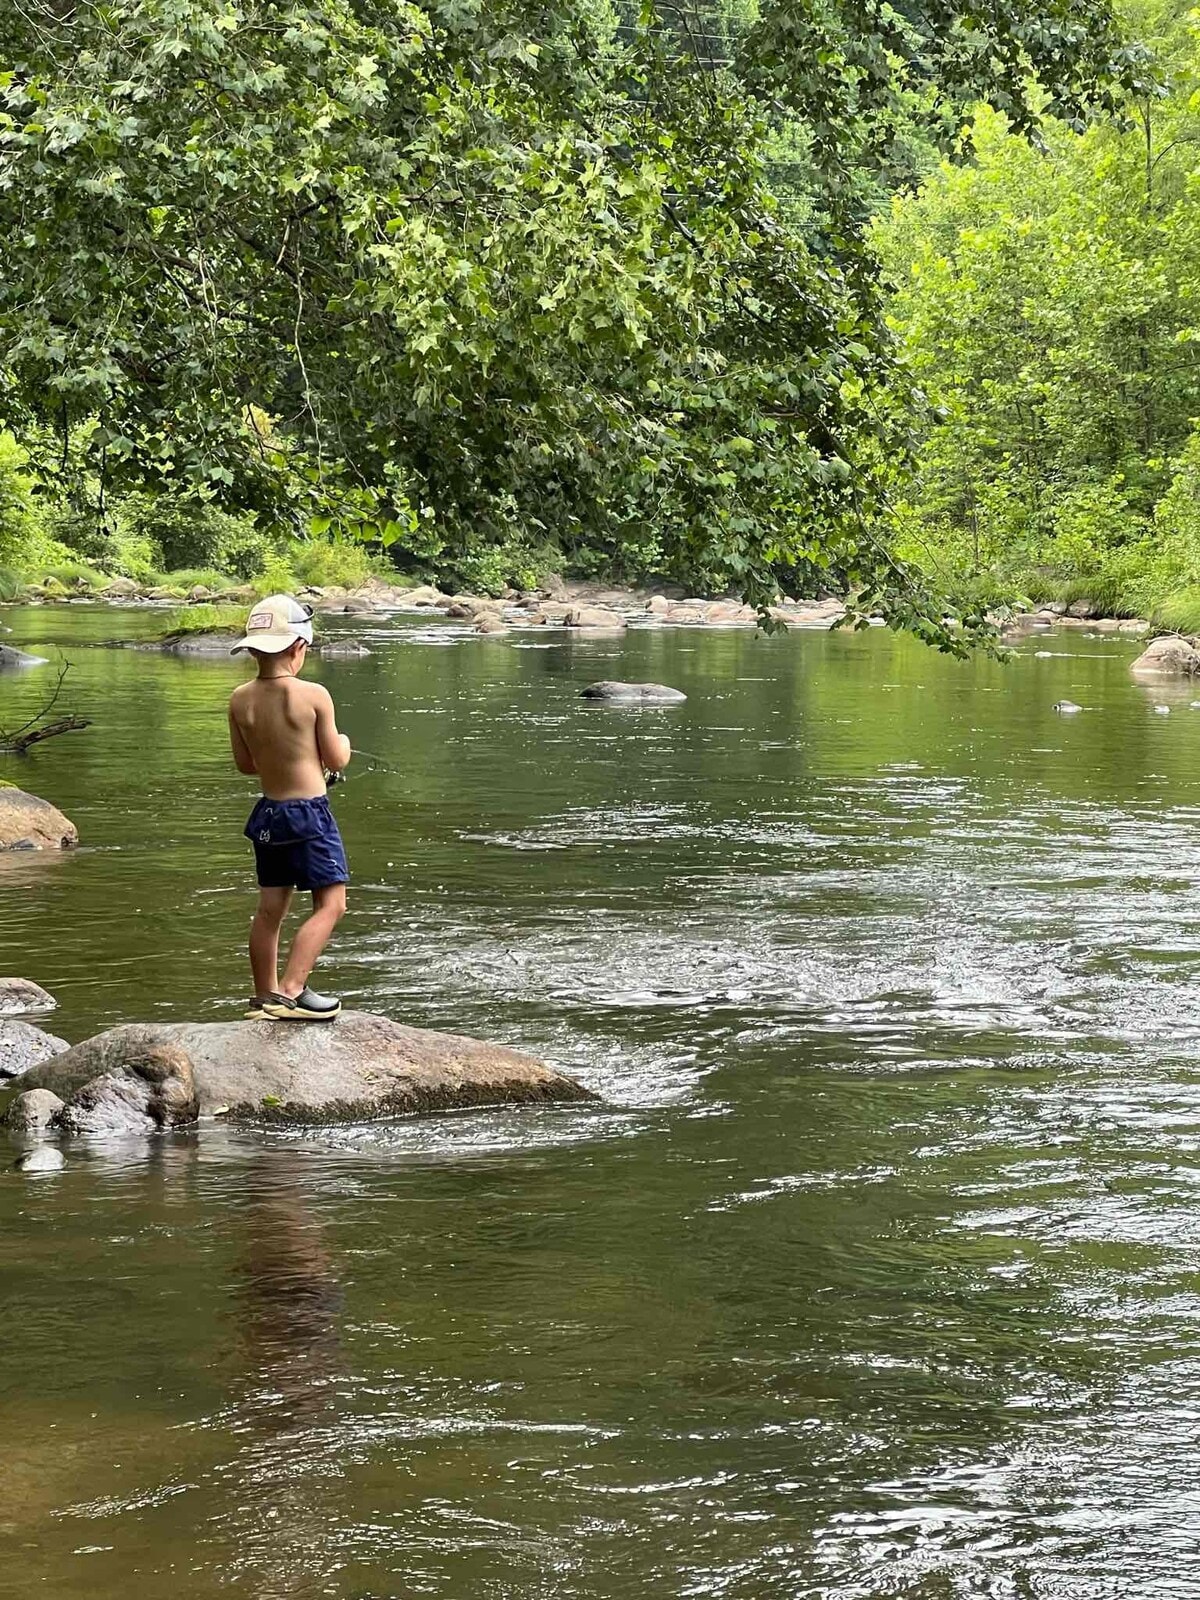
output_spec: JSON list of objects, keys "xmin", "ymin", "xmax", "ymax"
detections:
[{"xmin": 3, "ymin": 603, "xmax": 1200, "ymax": 1599}]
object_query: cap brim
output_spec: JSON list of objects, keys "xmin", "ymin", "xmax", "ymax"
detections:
[{"xmin": 230, "ymin": 631, "xmax": 306, "ymax": 656}]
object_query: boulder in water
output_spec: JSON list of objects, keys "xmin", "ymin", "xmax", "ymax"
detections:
[
  {"xmin": 100, "ymin": 576, "xmax": 141, "ymax": 599},
  {"xmin": 0, "ymin": 644, "xmax": 48, "ymax": 669},
  {"xmin": 0, "ymin": 790, "xmax": 77, "ymax": 851},
  {"xmin": 4, "ymin": 1088, "xmax": 65, "ymax": 1132},
  {"xmin": 564, "ymin": 606, "xmax": 626, "ymax": 630},
  {"xmin": 23, "ymin": 1012, "xmax": 596, "ymax": 1128},
  {"xmin": 54, "ymin": 1040, "xmax": 198, "ymax": 1136},
  {"xmin": 0, "ymin": 977, "xmax": 57, "ymax": 1014},
  {"xmin": 0, "ymin": 1020, "xmax": 68, "ymax": 1080},
  {"xmin": 1053, "ymin": 700, "xmax": 1082, "ymax": 714},
  {"xmin": 580, "ymin": 681, "xmax": 687, "ymax": 705},
  {"xmin": 1131, "ymin": 635, "xmax": 1200, "ymax": 676}
]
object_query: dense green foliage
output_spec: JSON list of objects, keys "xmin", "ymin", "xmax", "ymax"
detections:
[
  {"xmin": 877, "ymin": 7, "xmax": 1200, "ymax": 623},
  {"xmin": 0, "ymin": 0, "xmax": 1142, "ymax": 641}
]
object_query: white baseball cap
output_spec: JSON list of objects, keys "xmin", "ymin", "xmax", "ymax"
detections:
[{"xmin": 230, "ymin": 594, "xmax": 315, "ymax": 655}]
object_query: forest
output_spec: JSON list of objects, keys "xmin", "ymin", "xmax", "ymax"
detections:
[{"xmin": 0, "ymin": 0, "xmax": 1188, "ymax": 640}]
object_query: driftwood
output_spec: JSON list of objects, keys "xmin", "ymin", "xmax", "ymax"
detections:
[{"xmin": 0, "ymin": 661, "xmax": 92, "ymax": 754}]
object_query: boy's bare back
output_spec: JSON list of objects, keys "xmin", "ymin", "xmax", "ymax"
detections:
[{"xmin": 229, "ymin": 677, "xmax": 347, "ymax": 801}]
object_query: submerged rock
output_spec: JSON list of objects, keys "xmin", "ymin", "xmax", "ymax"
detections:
[
  {"xmin": 54, "ymin": 1040, "xmax": 198, "ymax": 1136},
  {"xmin": 580, "ymin": 681, "xmax": 687, "ymax": 705},
  {"xmin": 0, "ymin": 644, "xmax": 48, "ymax": 669},
  {"xmin": 14, "ymin": 1146, "xmax": 65, "ymax": 1173},
  {"xmin": 318, "ymin": 640, "xmax": 373, "ymax": 659},
  {"xmin": 0, "ymin": 1020, "xmax": 68, "ymax": 1080},
  {"xmin": 0, "ymin": 977, "xmax": 57, "ymax": 1014},
  {"xmin": 1130, "ymin": 636, "xmax": 1200, "ymax": 676},
  {"xmin": 0, "ymin": 790, "xmax": 78, "ymax": 851},
  {"xmin": 23, "ymin": 1012, "xmax": 596, "ymax": 1127},
  {"xmin": 1053, "ymin": 700, "xmax": 1082, "ymax": 714},
  {"xmin": 4, "ymin": 1088, "xmax": 65, "ymax": 1132}
]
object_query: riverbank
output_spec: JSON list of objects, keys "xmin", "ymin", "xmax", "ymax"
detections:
[
  {"xmin": 4, "ymin": 572, "xmax": 852, "ymax": 633},
  {"xmin": 2, "ymin": 569, "xmax": 1162, "ymax": 640}
]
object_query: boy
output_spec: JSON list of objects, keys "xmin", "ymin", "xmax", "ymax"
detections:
[{"xmin": 227, "ymin": 594, "xmax": 352, "ymax": 1021}]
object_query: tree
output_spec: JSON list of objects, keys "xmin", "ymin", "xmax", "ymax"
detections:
[
  {"xmin": 876, "ymin": 39, "xmax": 1200, "ymax": 609},
  {"xmin": 0, "ymin": 0, "xmax": 1145, "ymax": 644}
]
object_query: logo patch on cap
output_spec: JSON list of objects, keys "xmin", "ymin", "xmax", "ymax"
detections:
[{"xmin": 247, "ymin": 609, "xmax": 273, "ymax": 631}]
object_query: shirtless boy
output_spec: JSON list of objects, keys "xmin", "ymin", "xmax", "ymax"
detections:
[{"xmin": 227, "ymin": 595, "xmax": 352, "ymax": 1022}]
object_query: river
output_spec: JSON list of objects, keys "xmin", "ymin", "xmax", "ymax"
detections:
[{"xmin": 2, "ymin": 603, "xmax": 1200, "ymax": 1598}]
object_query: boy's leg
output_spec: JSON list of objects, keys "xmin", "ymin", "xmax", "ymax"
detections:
[
  {"xmin": 278, "ymin": 884, "xmax": 347, "ymax": 999},
  {"xmin": 250, "ymin": 887, "xmax": 293, "ymax": 998}
]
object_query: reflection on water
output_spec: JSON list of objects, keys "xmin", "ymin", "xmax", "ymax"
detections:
[{"xmin": 4, "ymin": 607, "xmax": 1200, "ymax": 1595}]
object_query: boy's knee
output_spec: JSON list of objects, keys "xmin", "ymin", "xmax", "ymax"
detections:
[
  {"xmin": 317, "ymin": 886, "xmax": 346, "ymax": 921},
  {"xmin": 253, "ymin": 904, "xmax": 288, "ymax": 929}
]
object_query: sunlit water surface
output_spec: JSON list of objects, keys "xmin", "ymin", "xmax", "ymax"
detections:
[{"xmin": 3, "ymin": 604, "xmax": 1200, "ymax": 1598}]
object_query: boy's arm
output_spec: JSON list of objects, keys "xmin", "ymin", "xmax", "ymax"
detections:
[
  {"xmin": 313, "ymin": 685, "xmax": 352, "ymax": 773},
  {"xmin": 228, "ymin": 704, "xmax": 257, "ymax": 775}
]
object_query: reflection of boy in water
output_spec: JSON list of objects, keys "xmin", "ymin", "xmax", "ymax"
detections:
[{"xmin": 227, "ymin": 595, "xmax": 352, "ymax": 1022}]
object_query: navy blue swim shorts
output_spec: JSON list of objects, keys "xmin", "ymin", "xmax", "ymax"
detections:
[{"xmin": 244, "ymin": 795, "xmax": 349, "ymax": 892}]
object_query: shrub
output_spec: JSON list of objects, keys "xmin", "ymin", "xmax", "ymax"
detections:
[
  {"xmin": 35, "ymin": 560, "xmax": 113, "ymax": 589},
  {"xmin": 0, "ymin": 434, "xmax": 45, "ymax": 570},
  {"xmin": 147, "ymin": 566, "xmax": 240, "ymax": 592},
  {"xmin": 254, "ymin": 535, "xmax": 385, "ymax": 594},
  {"xmin": 120, "ymin": 491, "xmax": 270, "ymax": 579},
  {"xmin": 44, "ymin": 503, "xmax": 158, "ymax": 579},
  {"xmin": 1150, "ymin": 586, "xmax": 1200, "ymax": 635}
]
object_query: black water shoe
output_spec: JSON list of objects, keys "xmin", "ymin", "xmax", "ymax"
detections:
[
  {"xmin": 244, "ymin": 996, "xmax": 269, "ymax": 1020},
  {"xmin": 263, "ymin": 988, "xmax": 342, "ymax": 1022}
]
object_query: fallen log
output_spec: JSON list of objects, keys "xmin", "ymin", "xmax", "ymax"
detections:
[{"xmin": 0, "ymin": 715, "xmax": 91, "ymax": 754}]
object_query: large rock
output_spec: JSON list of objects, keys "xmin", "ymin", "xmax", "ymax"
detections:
[
  {"xmin": 564, "ymin": 606, "xmax": 626, "ymax": 630},
  {"xmin": 100, "ymin": 576, "xmax": 141, "ymax": 599},
  {"xmin": 0, "ymin": 1020, "xmax": 68, "ymax": 1080},
  {"xmin": 0, "ymin": 977, "xmax": 57, "ymax": 1014},
  {"xmin": 580, "ymin": 681, "xmax": 687, "ymax": 704},
  {"xmin": 55, "ymin": 1040, "xmax": 198, "ymax": 1136},
  {"xmin": 1131, "ymin": 635, "xmax": 1200, "ymax": 676},
  {"xmin": 0, "ymin": 644, "xmax": 48, "ymax": 669},
  {"xmin": 4, "ymin": 1088, "xmax": 64, "ymax": 1132},
  {"xmin": 0, "ymin": 790, "xmax": 77, "ymax": 851},
  {"xmin": 24, "ymin": 1012, "xmax": 596, "ymax": 1127},
  {"xmin": 398, "ymin": 585, "xmax": 451, "ymax": 609}
]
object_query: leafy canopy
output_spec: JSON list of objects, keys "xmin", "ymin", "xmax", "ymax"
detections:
[{"xmin": 0, "ymin": 0, "xmax": 1143, "ymax": 642}]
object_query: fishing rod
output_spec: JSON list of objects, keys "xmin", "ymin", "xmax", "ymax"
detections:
[{"xmin": 325, "ymin": 746, "xmax": 404, "ymax": 784}]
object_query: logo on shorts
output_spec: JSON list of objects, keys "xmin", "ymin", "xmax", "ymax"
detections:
[{"xmin": 258, "ymin": 829, "xmax": 272, "ymax": 842}]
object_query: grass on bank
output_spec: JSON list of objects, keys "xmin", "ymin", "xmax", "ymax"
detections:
[
  {"xmin": 162, "ymin": 603, "xmax": 248, "ymax": 637},
  {"xmin": 2, "ymin": 537, "xmax": 401, "ymax": 604}
]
